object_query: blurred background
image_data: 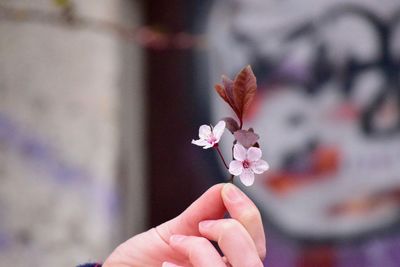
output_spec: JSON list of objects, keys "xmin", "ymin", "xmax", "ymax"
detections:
[{"xmin": 0, "ymin": 0, "xmax": 400, "ymax": 266}]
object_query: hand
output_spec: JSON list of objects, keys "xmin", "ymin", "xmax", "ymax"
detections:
[{"xmin": 103, "ymin": 183, "xmax": 266, "ymax": 267}]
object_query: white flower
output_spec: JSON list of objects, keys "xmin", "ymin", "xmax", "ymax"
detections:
[
  {"xmin": 229, "ymin": 143, "xmax": 269, "ymax": 186},
  {"xmin": 191, "ymin": 121, "xmax": 226, "ymax": 149}
]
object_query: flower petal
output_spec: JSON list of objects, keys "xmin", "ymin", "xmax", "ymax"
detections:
[
  {"xmin": 191, "ymin": 139, "xmax": 208, "ymax": 147},
  {"xmin": 212, "ymin": 120, "xmax": 226, "ymax": 140},
  {"xmin": 239, "ymin": 169, "xmax": 255, "ymax": 186},
  {"xmin": 199, "ymin": 125, "xmax": 211, "ymax": 139},
  {"xmin": 251, "ymin": 160, "xmax": 270, "ymax": 174},
  {"xmin": 233, "ymin": 143, "xmax": 247, "ymax": 161},
  {"xmin": 229, "ymin": 160, "xmax": 243, "ymax": 176},
  {"xmin": 247, "ymin": 146, "xmax": 262, "ymax": 161},
  {"xmin": 203, "ymin": 143, "xmax": 214, "ymax": 149}
]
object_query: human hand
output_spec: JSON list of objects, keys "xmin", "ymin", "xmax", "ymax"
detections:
[{"xmin": 103, "ymin": 183, "xmax": 266, "ymax": 267}]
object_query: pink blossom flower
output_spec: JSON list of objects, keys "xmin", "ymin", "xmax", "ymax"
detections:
[
  {"xmin": 229, "ymin": 143, "xmax": 269, "ymax": 186},
  {"xmin": 191, "ymin": 121, "xmax": 226, "ymax": 149}
]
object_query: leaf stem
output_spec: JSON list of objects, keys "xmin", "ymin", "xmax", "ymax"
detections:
[{"xmin": 214, "ymin": 145, "xmax": 229, "ymax": 170}]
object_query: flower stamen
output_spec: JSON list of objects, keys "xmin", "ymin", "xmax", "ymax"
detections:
[
  {"xmin": 243, "ymin": 160, "xmax": 250, "ymax": 169},
  {"xmin": 207, "ymin": 135, "xmax": 217, "ymax": 145}
]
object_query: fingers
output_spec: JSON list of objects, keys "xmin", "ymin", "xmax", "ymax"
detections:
[
  {"xmin": 156, "ymin": 184, "xmax": 226, "ymax": 241},
  {"xmin": 221, "ymin": 183, "xmax": 266, "ymax": 259},
  {"xmin": 156, "ymin": 183, "xmax": 266, "ymax": 262},
  {"xmin": 168, "ymin": 235, "xmax": 226, "ymax": 267},
  {"xmin": 199, "ymin": 219, "xmax": 264, "ymax": 267}
]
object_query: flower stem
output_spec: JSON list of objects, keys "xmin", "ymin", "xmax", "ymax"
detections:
[{"xmin": 214, "ymin": 145, "xmax": 229, "ymax": 169}]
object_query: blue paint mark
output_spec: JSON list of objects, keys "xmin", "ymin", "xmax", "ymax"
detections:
[
  {"xmin": 0, "ymin": 232, "xmax": 11, "ymax": 250},
  {"xmin": 0, "ymin": 112, "xmax": 119, "ymax": 218}
]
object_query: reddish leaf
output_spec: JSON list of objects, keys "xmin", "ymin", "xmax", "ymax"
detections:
[
  {"xmin": 215, "ymin": 83, "xmax": 230, "ymax": 105},
  {"xmin": 222, "ymin": 75, "xmax": 234, "ymax": 91},
  {"xmin": 222, "ymin": 75, "xmax": 239, "ymax": 114},
  {"xmin": 214, "ymin": 66, "xmax": 258, "ymax": 127},
  {"xmin": 232, "ymin": 65, "xmax": 257, "ymax": 121},
  {"xmin": 215, "ymin": 76, "xmax": 240, "ymax": 116},
  {"xmin": 234, "ymin": 129, "xmax": 259, "ymax": 148},
  {"xmin": 215, "ymin": 85, "xmax": 237, "ymax": 115},
  {"xmin": 222, "ymin": 117, "xmax": 240, "ymax": 134}
]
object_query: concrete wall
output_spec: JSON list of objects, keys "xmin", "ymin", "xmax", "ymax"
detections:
[{"xmin": 0, "ymin": 1, "xmax": 145, "ymax": 266}]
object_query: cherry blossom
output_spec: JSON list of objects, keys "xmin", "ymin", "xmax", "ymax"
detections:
[
  {"xmin": 191, "ymin": 121, "xmax": 226, "ymax": 149},
  {"xmin": 229, "ymin": 143, "xmax": 269, "ymax": 186}
]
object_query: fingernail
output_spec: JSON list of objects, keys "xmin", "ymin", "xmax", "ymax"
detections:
[
  {"xmin": 170, "ymin": 235, "xmax": 186, "ymax": 243},
  {"xmin": 162, "ymin": 262, "xmax": 180, "ymax": 267},
  {"xmin": 199, "ymin": 220, "xmax": 216, "ymax": 229},
  {"xmin": 223, "ymin": 183, "xmax": 244, "ymax": 203}
]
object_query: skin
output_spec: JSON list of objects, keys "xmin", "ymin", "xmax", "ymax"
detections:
[{"xmin": 103, "ymin": 183, "xmax": 266, "ymax": 267}]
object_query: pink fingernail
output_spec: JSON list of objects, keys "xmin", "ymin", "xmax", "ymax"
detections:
[
  {"xmin": 199, "ymin": 220, "xmax": 216, "ymax": 229},
  {"xmin": 170, "ymin": 235, "xmax": 186, "ymax": 243},
  {"xmin": 162, "ymin": 262, "xmax": 181, "ymax": 267},
  {"xmin": 224, "ymin": 183, "xmax": 244, "ymax": 203}
]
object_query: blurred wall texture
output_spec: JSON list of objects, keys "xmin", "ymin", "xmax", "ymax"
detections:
[
  {"xmin": 208, "ymin": 0, "xmax": 400, "ymax": 266},
  {"xmin": 0, "ymin": 1, "xmax": 145, "ymax": 266}
]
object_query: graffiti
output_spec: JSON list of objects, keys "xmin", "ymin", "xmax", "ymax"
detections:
[{"xmin": 233, "ymin": 4, "xmax": 400, "ymax": 138}]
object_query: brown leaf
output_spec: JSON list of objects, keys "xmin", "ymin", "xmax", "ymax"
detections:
[
  {"xmin": 214, "ymin": 66, "xmax": 257, "ymax": 126},
  {"xmin": 222, "ymin": 75, "xmax": 238, "ymax": 114},
  {"xmin": 222, "ymin": 75, "xmax": 234, "ymax": 90},
  {"xmin": 215, "ymin": 83, "xmax": 230, "ymax": 104},
  {"xmin": 222, "ymin": 117, "xmax": 240, "ymax": 134},
  {"xmin": 233, "ymin": 65, "xmax": 257, "ymax": 122},
  {"xmin": 215, "ymin": 76, "xmax": 240, "ymax": 117},
  {"xmin": 234, "ymin": 129, "xmax": 260, "ymax": 148}
]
